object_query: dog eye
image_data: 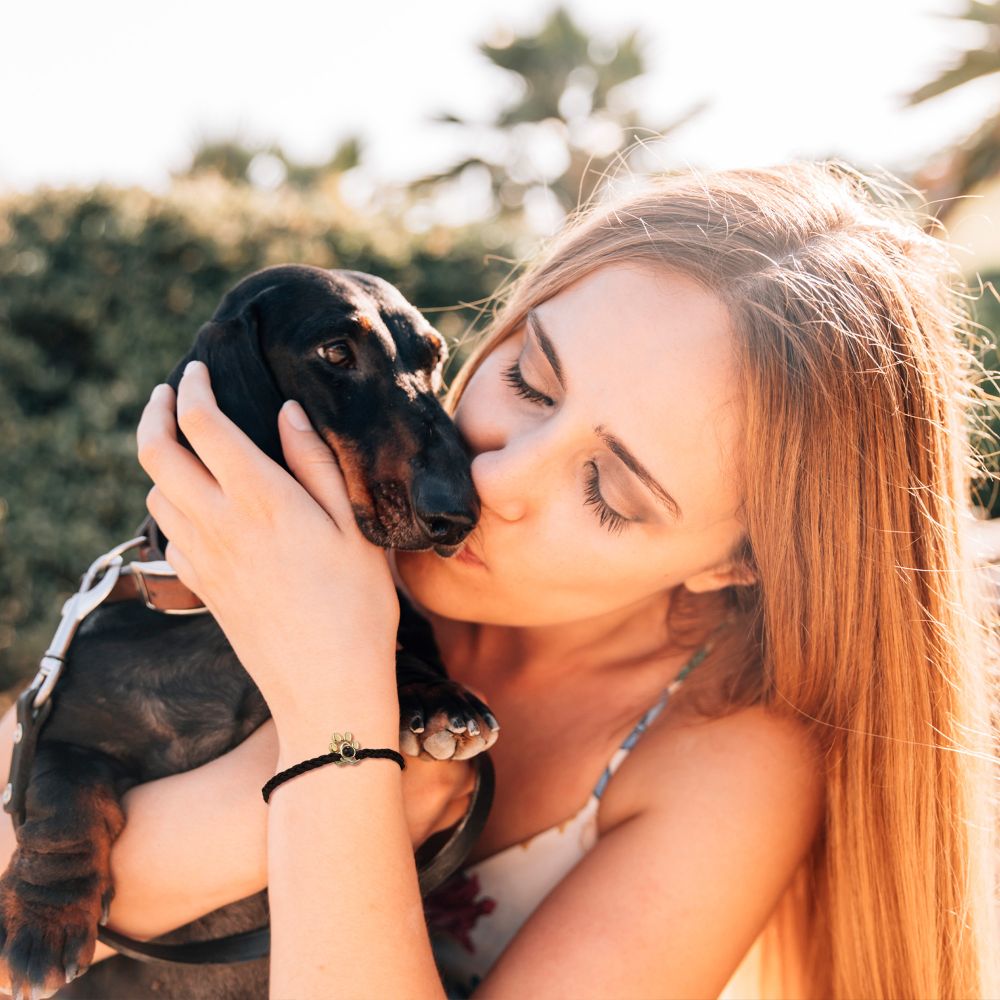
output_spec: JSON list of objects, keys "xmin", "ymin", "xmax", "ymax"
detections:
[{"xmin": 317, "ymin": 341, "xmax": 356, "ymax": 368}]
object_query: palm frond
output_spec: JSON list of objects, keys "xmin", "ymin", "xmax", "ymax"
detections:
[{"xmin": 906, "ymin": 48, "xmax": 1000, "ymax": 105}]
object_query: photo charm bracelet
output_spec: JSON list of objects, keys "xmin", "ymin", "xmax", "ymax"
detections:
[{"xmin": 261, "ymin": 731, "xmax": 406, "ymax": 803}]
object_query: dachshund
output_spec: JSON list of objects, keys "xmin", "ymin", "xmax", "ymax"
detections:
[{"xmin": 0, "ymin": 265, "xmax": 499, "ymax": 999}]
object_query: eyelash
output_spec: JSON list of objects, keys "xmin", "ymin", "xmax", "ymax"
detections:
[{"xmin": 500, "ymin": 360, "xmax": 631, "ymax": 536}]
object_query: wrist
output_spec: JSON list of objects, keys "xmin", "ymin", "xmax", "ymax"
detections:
[
  {"xmin": 272, "ymin": 703, "xmax": 401, "ymax": 772},
  {"xmin": 262, "ymin": 645, "xmax": 398, "ymax": 733},
  {"xmin": 264, "ymin": 740, "xmax": 406, "ymax": 804}
]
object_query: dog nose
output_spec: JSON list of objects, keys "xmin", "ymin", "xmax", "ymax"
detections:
[
  {"xmin": 414, "ymin": 506, "xmax": 477, "ymax": 546},
  {"xmin": 412, "ymin": 475, "xmax": 479, "ymax": 546}
]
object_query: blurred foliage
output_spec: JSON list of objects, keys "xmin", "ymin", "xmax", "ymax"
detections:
[
  {"xmin": 409, "ymin": 5, "xmax": 706, "ymax": 227},
  {"xmin": 908, "ymin": 0, "xmax": 1000, "ymax": 218},
  {"xmin": 971, "ymin": 272, "xmax": 1000, "ymax": 513},
  {"xmin": 0, "ymin": 178, "xmax": 516, "ymax": 686},
  {"xmin": 182, "ymin": 135, "xmax": 364, "ymax": 190}
]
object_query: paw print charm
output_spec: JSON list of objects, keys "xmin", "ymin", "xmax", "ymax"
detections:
[{"xmin": 330, "ymin": 731, "xmax": 361, "ymax": 766}]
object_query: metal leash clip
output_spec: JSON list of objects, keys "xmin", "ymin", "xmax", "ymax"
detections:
[{"xmin": 2, "ymin": 535, "xmax": 148, "ymax": 825}]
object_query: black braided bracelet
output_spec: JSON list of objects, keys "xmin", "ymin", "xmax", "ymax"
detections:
[{"xmin": 262, "ymin": 732, "xmax": 405, "ymax": 804}]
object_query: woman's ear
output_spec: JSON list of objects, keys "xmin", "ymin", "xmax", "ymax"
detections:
[{"xmin": 682, "ymin": 560, "xmax": 758, "ymax": 594}]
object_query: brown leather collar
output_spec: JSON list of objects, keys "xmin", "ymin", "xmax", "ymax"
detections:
[{"xmin": 104, "ymin": 517, "xmax": 208, "ymax": 615}]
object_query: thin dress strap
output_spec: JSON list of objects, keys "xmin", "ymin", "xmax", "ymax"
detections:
[{"xmin": 591, "ymin": 642, "xmax": 711, "ymax": 801}]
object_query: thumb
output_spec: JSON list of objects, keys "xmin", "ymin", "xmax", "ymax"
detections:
[{"xmin": 278, "ymin": 399, "xmax": 353, "ymax": 527}]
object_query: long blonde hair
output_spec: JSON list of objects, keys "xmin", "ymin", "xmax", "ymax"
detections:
[{"xmin": 443, "ymin": 162, "xmax": 999, "ymax": 999}]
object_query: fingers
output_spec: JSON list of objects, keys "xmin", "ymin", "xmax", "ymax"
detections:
[
  {"xmin": 163, "ymin": 541, "xmax": 203, "ymax": 600},
  {"xmin": 142, "ymin": 488, "xmax": 206, "ymax": 600},
  {"xmin": 173, "ymin": 361, "xmax": 276, "ymax": 495},
  {"xmin": 277, "ymin": 400, "xmax": 354, "ymax": 532},
  {"xmin": 145, "ymin": 485, "xmax": 195, "ymax": 566},
  {"xmin": 137, "ymin": 382, "xmax": 220, "ymax": 503}
]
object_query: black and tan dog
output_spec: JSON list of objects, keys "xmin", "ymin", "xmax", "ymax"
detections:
[{"xmin": 0, "ymin": 265, "xmax": 499, "ymax": 999}]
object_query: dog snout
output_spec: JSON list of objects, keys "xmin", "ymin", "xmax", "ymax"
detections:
[{"xmin": 411, "ymin": 472, "xmax": 480, "ymax": 547}]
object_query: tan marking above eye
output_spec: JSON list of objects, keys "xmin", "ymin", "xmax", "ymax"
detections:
[{"xmin": 424, "ymin": 332, "xmax": 446, "ymax": 363}]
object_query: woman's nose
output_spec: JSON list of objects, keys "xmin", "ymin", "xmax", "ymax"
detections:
[
  {"xmin": 470, "ymin": 450, "xmax": 528, "ymax": 522},
  {"xmin": 469, "ymin": 424, "xmax": 561, "ymax": 523}
]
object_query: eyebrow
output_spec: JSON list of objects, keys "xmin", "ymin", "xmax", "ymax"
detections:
[{"xmin": 526, "ymin": 309, "xmax": 684, "ymax": 521}]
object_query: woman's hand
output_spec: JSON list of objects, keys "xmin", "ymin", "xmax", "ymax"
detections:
[
  {"xmin": 402, "ymin": 756, "xmax": 478, "ymax": 847},
  {"xmin": 136, "ymin": 362, "xmax": 401, "ymax": 730}
]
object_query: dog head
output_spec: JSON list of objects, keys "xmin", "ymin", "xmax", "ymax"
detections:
[{"xmin": 165, "ymin": 264, "xmax": 479, "ymax": 553}]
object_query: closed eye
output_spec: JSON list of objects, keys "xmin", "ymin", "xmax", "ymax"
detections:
[
  {"xmin": 500, "ymin": 359, "xmax": 630, "ymax": 535},
  {"xmin": 501, "ymin": 359, "xmax": 553, "ymax": 407}
]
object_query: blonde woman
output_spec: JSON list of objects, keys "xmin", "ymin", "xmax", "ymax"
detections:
[{"xmin": 1, "ymin": 161, "xmax": 996, "ymax": 999}]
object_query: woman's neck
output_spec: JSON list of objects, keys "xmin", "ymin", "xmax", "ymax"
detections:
[{"xmin": 390, "ymin": 554, "xmax": 680, "ymax": 691}]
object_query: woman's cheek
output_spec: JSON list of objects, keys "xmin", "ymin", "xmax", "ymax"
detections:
[{"xmin": 455, "ymin": 381, "xmax": 507, "ymax": 448}]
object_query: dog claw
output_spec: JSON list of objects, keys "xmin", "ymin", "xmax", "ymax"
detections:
[
  {"xmin": 65, "ymin": 962, "xmax": 78, "ymax": 985},
  {"xmin": 446, "ymin": 714, "xmax": 466, "ymax": 733},
  {"xmin": 484, "ymin": 712, "xmax": 500, "ymax": 732},
  {"xmin": 408, "ymin": 714, "xmax": 425, "ymax": 734},
  {"xmin": 467, "ymin": 718, "xmax": 480, "ymax": 736}
]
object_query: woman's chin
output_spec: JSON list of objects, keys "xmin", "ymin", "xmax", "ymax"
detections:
[
  {"xmin": 393, "ymin": 548, "xmax": 462, "ymax": 608},
  {"xmin": 393, "ymin": 547, "xmax": 432, "ymax": 578}
]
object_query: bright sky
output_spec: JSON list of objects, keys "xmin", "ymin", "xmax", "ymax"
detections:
[{"xmin": 0, "ymin": 0, "xmax": 993, "ymax": 196}]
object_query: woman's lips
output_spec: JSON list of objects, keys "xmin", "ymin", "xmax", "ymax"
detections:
[{"xmin": 455, "ymin": 540, "xmax": 486, "ymax": 569}]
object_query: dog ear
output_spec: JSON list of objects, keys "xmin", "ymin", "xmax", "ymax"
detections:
[{"xmin": 166, "ymin": 297, "xmax": 287, "ymax": 469}]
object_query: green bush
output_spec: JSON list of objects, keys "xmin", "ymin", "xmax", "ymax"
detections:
[
  {"xmin": 0, "ymin": 178, "xmax": 515, "ymax": 686},
  {"xmin": 969, "ymin": 272, "xmax": 1000, "ymax": 516}
]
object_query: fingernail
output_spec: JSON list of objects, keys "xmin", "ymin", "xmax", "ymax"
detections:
[
  {"xmin": 183, "ymin": 360, "xmax": 205, "ymax": 378},
  {"xmin": 283, "ymin": 400, "xmax": 311, "ymax": 431}
]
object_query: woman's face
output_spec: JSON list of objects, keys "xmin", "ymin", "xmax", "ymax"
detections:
[{"xmin": 394, "ymin": 262, "xmax": 749, "ymax": 627}]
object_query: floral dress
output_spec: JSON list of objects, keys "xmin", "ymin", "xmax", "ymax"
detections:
[{"xmin": 423, "ymin": 644, "xmax": 710, "ymax": 998}]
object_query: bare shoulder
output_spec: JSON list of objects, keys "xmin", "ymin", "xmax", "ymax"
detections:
[
  {"xmin": 601, "ymin": 697, "xmax": 826, "ymax": 842},
  {"xmin": 474, "ymin": 702, "xmax": 827, "ymax": 998},
  {"xmin": 650, "ymin": 700, "xmax": 824, "ymax": 835}
]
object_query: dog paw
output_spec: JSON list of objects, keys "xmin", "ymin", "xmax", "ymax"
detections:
[
  {"xmin": 0, "ymin": 867, "xmax": 106, "ymax": 999},
  {"xmin": 398, "ymin": 679, "xmax": 500, "ymax": 761}
]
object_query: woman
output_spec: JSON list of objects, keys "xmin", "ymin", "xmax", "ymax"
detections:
[{"xmin": 1, "ymin": 161, "xmax": 996, "ymax": 999}]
